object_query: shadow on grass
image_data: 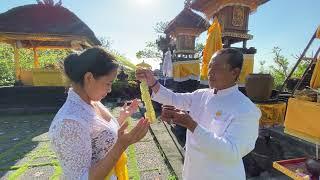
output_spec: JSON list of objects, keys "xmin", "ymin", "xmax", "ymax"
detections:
[{"xmin": 0, "ymin": 113, "xmax": 55, "ymax": 178}]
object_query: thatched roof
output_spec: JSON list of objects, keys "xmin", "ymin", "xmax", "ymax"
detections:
[
  {"xmin": 164, "ymin": 8, "xmax": 210, "ymax": 35},
  {"xmin": 0, "ymin": 4, "xmax": 101, "ymax": 48}
]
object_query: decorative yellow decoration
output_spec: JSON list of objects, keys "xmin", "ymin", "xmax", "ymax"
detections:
[
  {"xmin": 215, "ymin": 111, "xmax": 222, "ymax": 117},
  {"xmin": 201, "ymin": 18, "xmax": 223, "ymax": 81},
  {"xmin": 173, "ymin": 60, "xmax": 200, "ymax": 82},
  {"xmin": 284, "ymin": 98, "xmax": 320, "ymax": 145},
  {"xmin": 256, "ymin": 102, "xmax": 287, "ymax": 127},
  {"xmin": 136, "ymin": 61, "xmax": 152, "ymax": 69},
  {"xmin": 140, "ymin": 80, "xmax": 156, "ymax": 123},
  {"xmin": 238, "ymin": 54, "xmax": 254, "ymax": 85},
  {"xmin": 310, "ymin": 58, "xmax": 320, "ymax": 89},
  {"xmin": 135, "ymin": 62, "xmax": 156, "ymax": 123}
]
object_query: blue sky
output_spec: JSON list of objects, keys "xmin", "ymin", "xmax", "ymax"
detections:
[{"xmin": 1, "ymin": 0, "xmax": 320, "ymax": 71}]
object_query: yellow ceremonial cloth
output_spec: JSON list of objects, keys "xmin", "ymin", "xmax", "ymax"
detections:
[
  {"xmin": 284, "ymin": 98, "xmax": 320, "ymax": 144},
  {"xmin": 256, "ymin": 102, "xmax": 287, "ymax": 127},
  {"xmin": 310, "ymin": 59, "xmax": 320, "ymax": 89},
  {"xmin": 173, "ymin": 61, "xmax": 200, "ymax": 81},
  {"xmin": 105, "ymin": 153, "xmax": 128, "ymax": 180},
  {"xmin": 200, "ymin": 18, "xmax": 222, "ymax": 81}
]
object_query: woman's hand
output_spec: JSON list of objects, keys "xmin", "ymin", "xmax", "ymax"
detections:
[
  {"xmin": 118, "ymin": 99, "xmax": 140, "ymax": 125},
  {"xmin": 89, "ymin": 118, "xmax": 149, "ymax": 180},
  {"xmin": 117, "ymin": 118, "xmax": 150, "ymax": 148}
]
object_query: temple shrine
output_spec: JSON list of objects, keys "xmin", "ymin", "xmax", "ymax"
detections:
[{"xmin": 0, "ymin": 3, "xmax": 100, "ymax": 86}]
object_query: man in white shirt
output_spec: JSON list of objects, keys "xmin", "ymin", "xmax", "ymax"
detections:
[{"xmin": 136, "ymin": 48, "xmax": 261, "ymax": 180}]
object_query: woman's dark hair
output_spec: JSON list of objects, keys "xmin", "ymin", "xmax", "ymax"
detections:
[{"xmin": 64, "ymin": 47, "xmax": 119, "ymax": 85}]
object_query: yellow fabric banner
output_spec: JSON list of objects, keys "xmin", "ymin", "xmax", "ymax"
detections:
[
  {"xmin": 310, "ymin": 59, "xmax": 320, "ymax": 89},
  {"xmin": 284, "ymin": 98, "xmax": 320, "ymax": 144},
  {"xmin": 200, "ymin": 18, "xmax": 222, "ymax": 81}
]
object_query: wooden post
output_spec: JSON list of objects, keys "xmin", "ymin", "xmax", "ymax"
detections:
[
  {"xmin": 243, "ymin": 40, "xmax": 247, "ymax": 49},
  {"xmin": 13, "ymin": 43, "xmax": 21, "ymax": 81},
  {"xmin": 33, "ymin": 47, "xmax": 40, "ymax": 68}
]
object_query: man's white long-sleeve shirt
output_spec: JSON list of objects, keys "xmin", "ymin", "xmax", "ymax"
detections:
[{"xmin": 152, "ymin": 84, "xmax": 261, "ymax": 180}]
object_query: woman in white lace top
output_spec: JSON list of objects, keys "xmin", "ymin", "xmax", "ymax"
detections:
[{"xmin": 49, "ymin": 48, "xmax": 150, "ymax": 180}]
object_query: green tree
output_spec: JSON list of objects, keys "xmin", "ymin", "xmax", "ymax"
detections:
[
  {"xmin": 292, "ymin": 60, "xmax": 308, "ymax": 78},
  {"xmin": 265, "ymin": 47, "xmax": 309, "ymax": 89},
  {"xmin": 99, "ymin": 36, "xmax": 113, "ymax": 50},
  {"xmin": 136, "ymin": 21, "xmax": 170, "ymax": 61},
  {"xmin": 269, "ymin": 47, "xmax": 290, "ymax": 88},
  {"xmin": 153, "ymin": 21, "xmax": 169, "ymax": 34},
  {"xmin": 136, "ymin": 41, "xmax": 162, "ymax": 60},
  {"xmin": 195, "ymin": 42, "xmax": 205, "ymax": 57},
  {"xmin": 0, "ymin": 44, "xmax": 16, "ymax": 86},
  {"xmin": 258, "ymin": 60, "xmax": 267, "ymax": 74}
]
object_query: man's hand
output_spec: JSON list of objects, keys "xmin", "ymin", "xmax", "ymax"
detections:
[
  {"xmin": 135, "ymin": 68, "xmax": 157, "ymax": 87},
  {"xmin": 161, "ymin": 106, "xmax": 198, "ymax": 132}
]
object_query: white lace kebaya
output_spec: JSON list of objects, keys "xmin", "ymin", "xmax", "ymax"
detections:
[{"xmin": 48, "ymin": 88, "xmax": 119, "ymax": 180}]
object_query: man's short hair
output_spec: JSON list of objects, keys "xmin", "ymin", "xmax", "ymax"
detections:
[{"xmin": 214, "ymin": 48, "xmax": 244, "ymax": 70}]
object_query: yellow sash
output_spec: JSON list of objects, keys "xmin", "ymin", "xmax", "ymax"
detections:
[{"xmin": 105, "ymin": 153, "xmax": 128, "ymax": 180}]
